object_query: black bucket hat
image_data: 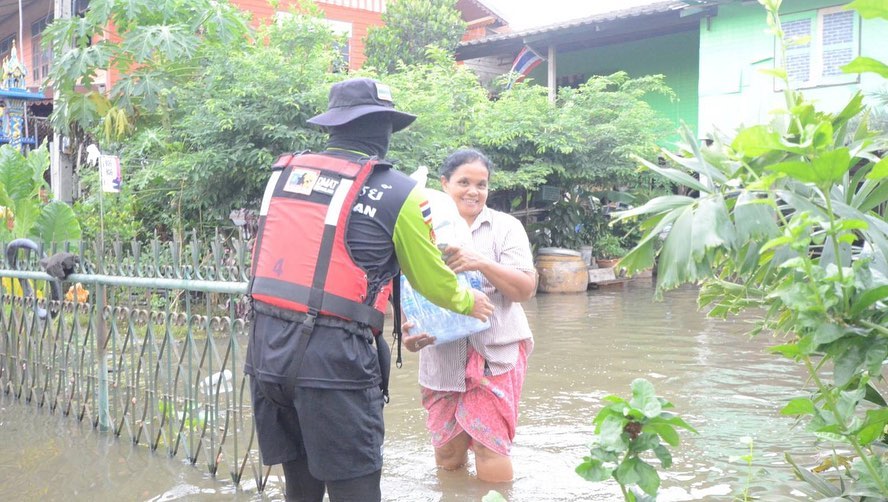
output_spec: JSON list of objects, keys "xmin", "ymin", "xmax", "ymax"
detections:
[{"xmin": 307, "ymin": 78, "xmax": 417, "ymax": 132}]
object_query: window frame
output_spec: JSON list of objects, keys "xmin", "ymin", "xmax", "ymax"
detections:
[
  {"xmin": 321, "ymin": 18, "xmax": 352, "ymax": 72},
  {"xmin": 0, "ymin": 34, "xmax": 15, "ymax": 62},
  {"xmin": 774, "ymin": 4, "xmax": 860, "ymax": 91},
  {"xmin": 31, "ymin": 15, "xmax": 54, "ymax": 84}
]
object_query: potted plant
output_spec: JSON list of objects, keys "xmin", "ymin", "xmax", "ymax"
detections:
[
  {"xmin": 528, "ymin": 187, "xmax": 606, "ymax": 250},
  {"xmin": 593, "ymin": 233, "xmax": 627, "ymax": 269}
]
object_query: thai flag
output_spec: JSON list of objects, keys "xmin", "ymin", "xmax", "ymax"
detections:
[
  {"xmin": 509, "ymin": 46, "xmax": 544, "ymax": 83},
  {"xmin": 419, "ymin": 199, "xmax": 432, "ymax": 225}
]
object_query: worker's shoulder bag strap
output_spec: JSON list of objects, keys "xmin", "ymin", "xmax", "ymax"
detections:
[{"xmin": 392, "ymin": 275, "xmax": 403, "ymax": 369}]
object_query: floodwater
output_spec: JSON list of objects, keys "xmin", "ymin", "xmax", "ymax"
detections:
[{"xmin": 0, "ymin": 280, "xmax": 819, "ymax": 501}]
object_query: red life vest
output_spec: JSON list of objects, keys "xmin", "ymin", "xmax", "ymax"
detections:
[{"xmin": 249, "ymin": 152, "xmax": 392, "ymax": 332}]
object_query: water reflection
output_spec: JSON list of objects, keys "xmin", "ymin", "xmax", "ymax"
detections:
[{"xmin": 0, "ymin": 281, "xmax": 816, "ymax": 501}]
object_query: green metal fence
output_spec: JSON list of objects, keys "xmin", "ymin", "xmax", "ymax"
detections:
[{"xmin": 0, "ymin": 234, "xmax": 274, "ymax": 492}]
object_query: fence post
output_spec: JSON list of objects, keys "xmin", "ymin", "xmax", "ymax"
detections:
[{"xmin": 96, "ymin": 237, "xmax": 111, "ymax": 431}]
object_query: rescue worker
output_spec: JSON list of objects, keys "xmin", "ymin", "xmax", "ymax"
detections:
[{"xmin": 245, "ymin": 77, "xmax": 494, "ymax": 502}]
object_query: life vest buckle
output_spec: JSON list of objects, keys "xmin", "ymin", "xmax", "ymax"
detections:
[{"xmin": 303, "ymin": 309, "xmax": 319, "ymax": 332}]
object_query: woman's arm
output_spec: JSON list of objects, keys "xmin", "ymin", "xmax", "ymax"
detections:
[{"xmin": 443, "ymin": 245, "xmax": 536, "ymax": 303}]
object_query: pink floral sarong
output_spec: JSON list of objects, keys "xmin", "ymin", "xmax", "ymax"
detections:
[{"xmin": 421, "ymin": 341, "xmax": 529, "ymax": 456}]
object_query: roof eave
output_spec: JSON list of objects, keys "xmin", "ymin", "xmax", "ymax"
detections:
[{"xmin": 456, "ymin": 2, "xmax": 718, "ymax": 61}]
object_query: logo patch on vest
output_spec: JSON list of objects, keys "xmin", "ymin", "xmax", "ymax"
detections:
[
  {"xmin": 313, "ymin": 175, "xmax": 341, "ymax": 195},
  {"xmin": 283, "ymin": 169, "xmax": 319, "ymax": 195}
]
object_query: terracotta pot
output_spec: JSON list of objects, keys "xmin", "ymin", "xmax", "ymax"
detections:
[
  {"xmin": 534, "ymin": 248, "xmax": 588, "ymax": 294},
  {"xmin": 596, "ymin": 258, "xmax": 620, "ymax": 269}
]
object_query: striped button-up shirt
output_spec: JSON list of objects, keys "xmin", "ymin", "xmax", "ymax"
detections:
[{"xmin": 419, "ymin": 205, "xmax": 535, "ymax": 391}]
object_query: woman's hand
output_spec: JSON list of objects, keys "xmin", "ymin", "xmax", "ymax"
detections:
[
  {"xmin": 401, "ymin": 320, "xmax": 436, "ymax": 352},
  {"xmin": 442, "ymin": 244, "xmax": 489, "ymax": 274}
]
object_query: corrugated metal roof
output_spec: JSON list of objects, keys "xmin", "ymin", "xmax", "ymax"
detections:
[{"xmin": 458, "ymin": 0, "xmax": 692, "ymax": 48}]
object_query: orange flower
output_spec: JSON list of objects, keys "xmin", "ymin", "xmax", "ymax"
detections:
[{"xmin": 65, "ymin": 283, "xmax": 89, "ymax": 303}]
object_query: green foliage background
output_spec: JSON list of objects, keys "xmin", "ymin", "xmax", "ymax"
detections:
[
  {"xmin": 47, "ymin": 0, "xmax": 674, "ymax": 241},
  {"xmin": 363, "ymin": 0, "xmax": 467, "ymax": 74}
]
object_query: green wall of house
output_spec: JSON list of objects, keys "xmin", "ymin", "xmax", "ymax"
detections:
[
  {"xmin": 527, "ymin": 29, "xmax": 700, "ymax": 145},
  {"xmin": 698, "ymin": 0, "xmax": 888, "ymax": 137}
]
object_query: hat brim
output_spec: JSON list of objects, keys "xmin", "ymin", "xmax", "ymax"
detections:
[{"xmin": 307, "ymin": 105, "xmax": 417, "ymax": 132}]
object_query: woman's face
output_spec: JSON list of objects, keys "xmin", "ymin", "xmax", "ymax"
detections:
[{"xmin": 441, "ymin": 159, "xmax": 489, "ymax": 223}]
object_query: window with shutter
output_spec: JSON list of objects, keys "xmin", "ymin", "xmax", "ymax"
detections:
[
  {"xmin": 775, "ymin": 5, "xmax": 859, "ymax": 90},
  {"xmin": 818, "ymin": 7, "xmax": 857, "ymax": 83},
  {"xmin": 783, "ymin": 16, "xmax": 813, "ymax": 86},
  {"xmin": 0, "ymin": 34, "xmax": 15, "ymax": 64},
  {"xmin": 31, "ymin": 15, "xmax": 53, "ymax": 85},
  {"xmin": 321, "ymin": 19, "xmax": 352, "ymax": 73}
]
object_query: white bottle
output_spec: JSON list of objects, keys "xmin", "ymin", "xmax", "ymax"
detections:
[{"xmin": 400, "ymin": 274, "xmax": 490, "ymax": 345}]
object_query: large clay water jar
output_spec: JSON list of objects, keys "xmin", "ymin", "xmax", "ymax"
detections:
[{"xmin": 535, "ymin": 248, "xmax": 589, "ymax": 293}]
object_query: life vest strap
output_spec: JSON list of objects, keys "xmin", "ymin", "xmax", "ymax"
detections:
[{"xmin": 251, "ymin": 277, "xmax": 385, "ymax": 330}]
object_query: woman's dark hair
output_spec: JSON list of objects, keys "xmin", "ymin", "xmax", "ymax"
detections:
[{"xmin": 440, "ymin": 148, "xmax": 494, "ymax": 180}]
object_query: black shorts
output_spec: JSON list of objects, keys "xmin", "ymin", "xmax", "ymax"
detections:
[{"xmin": 250, "ymin": 376, "xmax": 385, "ymax": 481}]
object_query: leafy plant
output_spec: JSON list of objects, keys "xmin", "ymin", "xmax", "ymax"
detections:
[
  {"xmin": 476, "ymin": 72, "xmax": 674, "ymax": 190},
  {"xmin": 731, "ymin": 436, "xmax": 757, "ymax": 501},
  {"xmin": 44, "ymin": 0, "xmax": 251, "ymax": 140},
  {"xmin": 577, "ymin": 378, "xmax": 696, "ymax": 501},
  {"xmin": 594, "ymin": 232, "xmax": 628, "ymax": 260},
  {"xmin": 60, "ymin": 7, "xmax": 338, "ymax": 238},
  {"xmin": 0, "ymin": 145, "xmax": 81, "ymax": 244},
  {"xmin": 360, "ymin": 46, "xmax": 489, "ymax": 174},
  {"xmin": 363, "ymin": 0, "xmax": 466, "ymax": 74},
  {"xmin": 613, "ymin": 0, "xmax": 888, "ymax": 497},
  {"xmin": 48, "ymin": 2, "xmax": 679, "ymax": 239},
  {"xmin": 481, "ymin": 491, "xmax": 507, "ymax": 502},
  {"xmin": 527, "ymin": 188, "xmax": 599, "ymax": 250}
]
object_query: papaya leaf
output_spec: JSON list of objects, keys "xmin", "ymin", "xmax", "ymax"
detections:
[{"xmin": 30, "ymin": 201, "xmax": 82, "ymax": 245}]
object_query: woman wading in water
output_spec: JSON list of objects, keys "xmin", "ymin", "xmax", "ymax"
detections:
[{"xmin": 403, "ymin": 148, "xmax": 536, "ymax": 482}]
